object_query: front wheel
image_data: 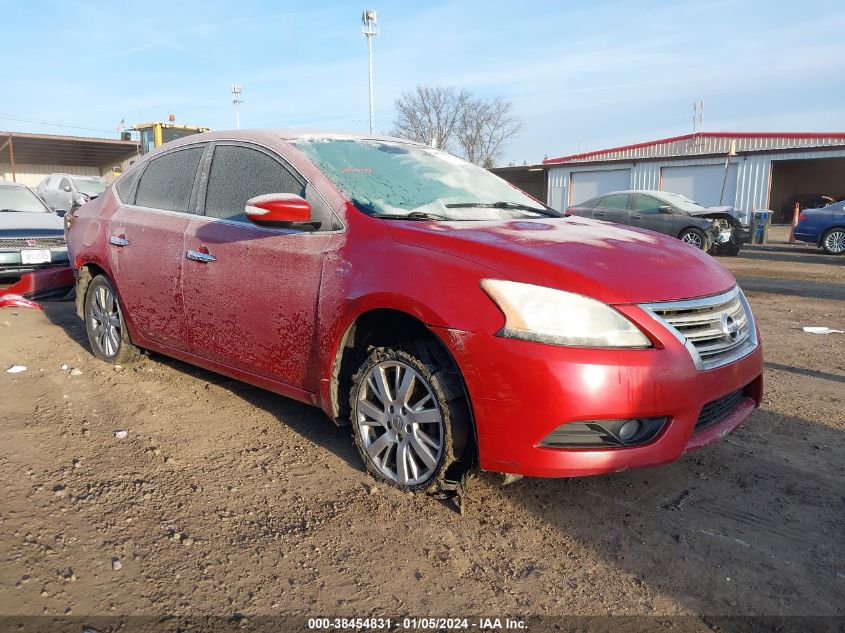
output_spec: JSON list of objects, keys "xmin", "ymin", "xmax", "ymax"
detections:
[
  {"xmin": 349, "ymin": 343, "xmax": 470, "ymax": 492},
  {"xmin": 821, "ymin": 228, "xmax": 845, "ymax": 255},
  {"xmin": 679, "ymin": 227, "xmax": 707, "ymax": 250},
  {"xmin": 84, "ymin": 275, "xmax": 141, "ymax": 364}
]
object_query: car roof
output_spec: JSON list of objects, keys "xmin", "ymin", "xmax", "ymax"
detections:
[{"xmin": 155, "ymin": 128, "xmax": 426, "ymax": 150}]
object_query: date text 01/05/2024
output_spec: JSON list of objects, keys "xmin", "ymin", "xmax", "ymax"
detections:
[{"xmin": 306, "ymin": 617, "xmax": 527, "ymax": 630}]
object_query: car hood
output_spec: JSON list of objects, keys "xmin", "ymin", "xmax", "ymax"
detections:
[
  {"xmin": 387, "ymin": 217, "xmax": 736, "ymax": 304},
  {"xmin": 686, "ymin": 205, "xmax": 741, "ymax": 220},
  {"xmin": 0, "ymin": 211, "xmax": 64, "ymax": 236}
]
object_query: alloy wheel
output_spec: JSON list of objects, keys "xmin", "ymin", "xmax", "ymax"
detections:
[
  {"xmin": 824, "ymin": 229, "xmax": 845, "ymax": 254},
  {"xmin": 354, "ymin": 360, "xmax": 445, "ymax": 486},
  {"xmin": 90, "ymin": 284, "xmax": 122, "ymax": 357},
  {"xmin": 681, "ymin": 232, "xmax": 703, "ymax": 249}
]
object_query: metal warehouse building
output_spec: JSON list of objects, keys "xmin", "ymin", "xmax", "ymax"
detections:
[{"xmin": 539, "ymin": 132, "xmax": 845, "ymax": 223}]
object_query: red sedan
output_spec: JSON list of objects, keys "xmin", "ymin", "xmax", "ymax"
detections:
[{"xmin": 65, "ymin": 130, "xmax": 763, "ymax": 491}]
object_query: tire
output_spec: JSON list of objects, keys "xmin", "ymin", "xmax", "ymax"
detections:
[
  {"xmin": 84, "ymin": 275, "xmax": 142, "ymax": 365},
  {"xmin": 821, "ymin": 228, "xmax": 845, "ymax": 255},
  {"xmin": 349, "ymin": 341, "xmax": 471, "ymax": 493},
  {"xmin": 679, "ymin": 227, "xmax": 707, "ymax": 250}
]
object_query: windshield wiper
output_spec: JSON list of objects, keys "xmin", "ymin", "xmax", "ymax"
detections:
[
  {"xmin": 371, "ymin": 211, "xmax": 448, "ymax": 221},
  {"xmin": 445, "ymin": 201, "xmax": 558, "ymax": 216}
]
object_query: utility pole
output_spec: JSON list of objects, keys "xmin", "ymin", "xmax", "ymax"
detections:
[
  {"xmin": 232, "ymin": 85, "xmax": 243, "ymax": 129},
  {"xmin": 361, "ymin": 9, "xmax": 379, "ymax": 134}
]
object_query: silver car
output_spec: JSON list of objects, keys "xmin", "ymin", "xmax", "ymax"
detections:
[
  {"xmin": 0, "ymin": 181, "xmax": 69, "ymax": 278},
  {"xmin": 36, "ymin": 173, "xmax": 107, "ymax": 214}
]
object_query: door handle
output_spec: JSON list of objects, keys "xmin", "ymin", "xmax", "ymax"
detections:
[
  {"xmin": 109, "ymin": 235, "xmax": 129, "ymax": 246},
  {"xmin": 594, "ymin": 211, "xmax": 606, "ymax": 216},
  {"xmin": 186, "ymin": 249, "xmax": 216, "ymax": 263},
  {"xmin": 631, "ymin": 214, "xmax": 642, "ymax": 219}
]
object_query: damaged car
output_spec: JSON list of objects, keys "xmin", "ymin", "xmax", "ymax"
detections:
[
  {"xmin": 65, "ymin": 130, "xmax": 763, "ymax": 493},
  {"xmin": 567, "ymin": 190, "xmax": 751, "ymax": 255}
]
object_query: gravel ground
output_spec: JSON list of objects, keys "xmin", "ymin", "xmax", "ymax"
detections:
[{"xmin": 0, "ymin": 233, "xmax": 843, "ymax": 631}]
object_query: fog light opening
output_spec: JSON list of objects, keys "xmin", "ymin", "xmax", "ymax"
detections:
[
  {"xmin": 618, "ymin": 419, "xmax": 642, "ymax": 442},
  {"xmin": 539, "ymin": 417, "xmax": 668, "ymax": 449}
]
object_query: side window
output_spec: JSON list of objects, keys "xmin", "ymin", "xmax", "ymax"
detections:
[
  {"xmin": 204, "ymin": 145, "xmax": 304, "ymax": 222},
  {"xmin": 48, "ymin": 175, "xmax": 61, "ymax": 189},
  {"xmin": 602, "ymin": 194, "xmax": 629, "ymax": 210},
  {"xmin": 633, "ymin": 194, "xmax": 663, "ymax": 213},
  {"xmin": 115, "ymin": 165, "xmax": 144, "ymax": 204},
  {"xmin": 135, "ymin": 147, "xmax": 204, "ymax": 213},
  {"xmin": 59, "ymin": 177, "xmax": 72, "ymax": 192}
]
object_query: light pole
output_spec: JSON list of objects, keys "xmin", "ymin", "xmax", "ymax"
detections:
[
  {"xmin": 361, "ymin": 9, "xmax": 379, "ymax": 134},
  {"xmin": 232, "ymin": 84, "xmax": 243, "ymax": 129}
]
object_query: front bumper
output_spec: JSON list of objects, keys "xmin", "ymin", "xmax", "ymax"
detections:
[
  {"xmin": 0, "ymin": 248, "xmax": 70, "ymax": 277},
  {"xmin": 432, "ymin": 309, "xmax": 763, "ymax": 478}
]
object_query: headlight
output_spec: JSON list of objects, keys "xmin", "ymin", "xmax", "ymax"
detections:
[{"xmin": 480, "ymin": 279, "xmax": 651, "ymax": 348}]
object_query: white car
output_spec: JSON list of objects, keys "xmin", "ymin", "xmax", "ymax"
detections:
[{"xmin": 36, "ymin": 173, "xmax": 107, "ymax": 214}]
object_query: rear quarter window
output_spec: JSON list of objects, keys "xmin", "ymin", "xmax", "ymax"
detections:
[
  {"xmin": 115, "ymin": 167, "xmax": 143, "ymax": 204},
  {"xmin": 135, "ymin": 147, "xmax": 204, "ymax": 213}
]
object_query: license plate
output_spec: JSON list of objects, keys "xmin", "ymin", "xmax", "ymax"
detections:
[{"xmin": 21, "ymin": 249, "xmax": 51, "ymax": 264}]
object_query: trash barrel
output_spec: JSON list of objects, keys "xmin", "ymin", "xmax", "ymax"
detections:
[{"xmin": 752, "ymin": 210, "xmax": 772, "ymax": 244}]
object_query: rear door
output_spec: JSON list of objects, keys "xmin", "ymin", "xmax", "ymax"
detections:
[
  {"xmin": 629, "ymin": 193, "xmax": 674, "ymax": 236},
  {"xmin": 108, "ymin": 144, "xmax": 206, "ymax": 350},
  {"xmin": 181, "ymin": 142, "xmax": 332, "ymax": 392},
  {"xmin": 593, "ymin": 193, "xmax": 631, "ymax": 225}
]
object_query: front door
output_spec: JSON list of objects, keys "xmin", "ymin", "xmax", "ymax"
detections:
[
  {"xmin": 629, "ymin": 193, "xmax": 674, "ymax": 236},
  {"xmin": 181, "ymin": 143, "xmax": 332, "ymax": 392},
  {"xmin": 108, "ymin": 144, "xmax": 205, "ymax": 350},
  {"xmin": 595, "ymin": 192, "xmax": 631, "ymax": 225}
]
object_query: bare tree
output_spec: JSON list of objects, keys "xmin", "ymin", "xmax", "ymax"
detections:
[
  {"xmin": 455, "ymin": 97, "xmax": 522, "ymax": 168},
  {"xmin": 391, "ymin": 86, "xmax": 522, "ymax": 168},
  {"xmin": 390, "ymin": 86, "xmax": 468, "ymax": 150}
]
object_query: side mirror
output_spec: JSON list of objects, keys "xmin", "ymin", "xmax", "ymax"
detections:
[
  {"xmin": 659, "ymin": 205, "xmax": 672, "ymax": 214},
  {"xmin": 54, "ymin": 209, "xmax": 67, "ymax": 217},
  {"xmin": 63, "ymin": 185, "xmax": 72, "ymax": 192},
  {"xmin": 245, "ymin": 193, "xmax": 312, "ymax": 226}
]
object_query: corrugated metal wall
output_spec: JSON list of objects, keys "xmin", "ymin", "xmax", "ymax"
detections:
[
  {"xmin": 547, "ymin": 149, "xmax": 845, "ymax": 215},
  {"xmin": 0, "ymin": 163, "xmax": 101, "ymax": 189},
  {"xmin": 551, "ymin": 135, "xmax": 845, "ymax": 164}
]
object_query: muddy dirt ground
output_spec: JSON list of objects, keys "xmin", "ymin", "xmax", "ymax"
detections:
[{"xmin": 1, "ymin": 230, "xmax": 843, "ymax": 631}]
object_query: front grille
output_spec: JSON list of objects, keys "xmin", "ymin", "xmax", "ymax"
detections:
[
  {"xmin": 640, "ymin": 287, "xmax": 757, "ymax": 370},
  {"xmin": 0, "ymin": 236, "xmax": 66, "ymax": 248},
  {"xmin": 696, "ymin": 389, "xmax": 745, "ymax": 429}
]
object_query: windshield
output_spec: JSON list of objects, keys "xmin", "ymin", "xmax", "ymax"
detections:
[
  {"xmin": 0, "ymin": 185, "xmax": 51, "ymax": 213},
  {"xmin": 72, "ymin": 177, "xmax": 107, "ymax": 197},
  {"xmin": 292, "ymin": 138, "xmax": 556, "ymax": 220},
  {"xmin": 658, "ymin": 192, "xmax": 706, "ymax": 212}
]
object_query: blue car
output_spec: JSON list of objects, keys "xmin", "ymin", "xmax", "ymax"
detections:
[{"xmin": 793, "ymin": 200, "xmax": 845, "ymax": 255}]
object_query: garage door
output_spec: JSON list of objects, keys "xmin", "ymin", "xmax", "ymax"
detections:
[
  {"xmin": 660, "ymin": 164, "xmax": 737, "ymax": 208},
  {"xmin": 569, "ymin": 169, "xmax": 631, "ymax": 205}
]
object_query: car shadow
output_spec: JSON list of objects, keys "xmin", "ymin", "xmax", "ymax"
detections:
[
  {"xmin": 739, "ymin": 248, "xmax": 844, "ymax": 266},
  {"xmin": 37, "ymin": 302, "xmax": 844, "ymax": 621},
  {"xmin": 38, "ymin": 300, "xmax": 362, "ymax": 471},
  {"xmin": 467, "ymin": 407, "xmax": 845, "ymax": 621},
  {"xmin": 734, "ymin": 276, "xmax": 845, "ymax": 301},
  {"xmin": 764, "ymin": 361, "xmax": 845, "ymax": 384}
]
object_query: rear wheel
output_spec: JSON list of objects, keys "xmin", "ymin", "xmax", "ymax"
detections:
[
  {"xmin": 679, "ymin": 227, "xmax": 707, "ymax": 250},
  {"xmin": 821, "ymin": 228, "xmax": 845, "ymax": 255},
  {"xmin": 84, "ymin": 275, "xmax": 141, "ymax": 364},
  {"xmin": 349, "ymin": 342, "xmax": 470, "ymax": 492}
]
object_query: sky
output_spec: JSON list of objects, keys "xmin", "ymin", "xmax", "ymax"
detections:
[{"xmin": 1, "ymin": 0, "xmax": 843, "ymax": 165}]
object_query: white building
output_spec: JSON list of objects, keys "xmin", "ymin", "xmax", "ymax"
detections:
[{"xmin": 542, "ymin": 132, "xmax": 845, "ymax": 223}]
